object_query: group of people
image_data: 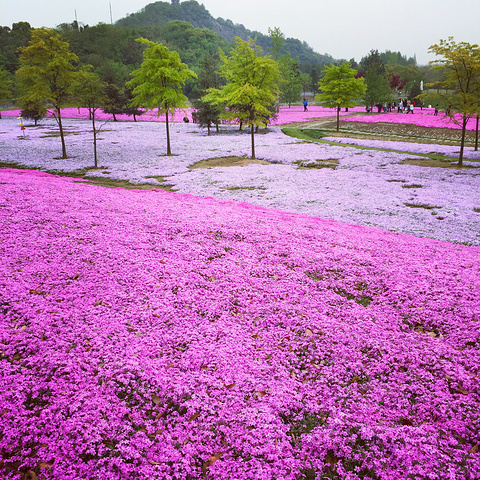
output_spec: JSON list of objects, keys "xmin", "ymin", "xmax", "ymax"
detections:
[{"xmin": 366, "ymin": 99, "xmax": 421, "ymax": 114}]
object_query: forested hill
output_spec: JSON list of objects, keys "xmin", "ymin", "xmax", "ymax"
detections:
[{"xmin": 115, "ymin": 0, "xmax": 335, "ymax": 66}]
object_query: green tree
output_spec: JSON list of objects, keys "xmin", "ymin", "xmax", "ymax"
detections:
[
  {"xmin": 193, "ymin": 98, "xmax": 222, "ymax": 135},
  {"xmin": 0, "ymin": 67, "xmax": 13, "ymax": 118},
  {"xmin": 103, "ymin": 83, "xmax": 126, "ymax": 122},
  {"xmin": 16, "ymin": 28, "xmax": 78, "ymax": 159},
  {"xmin": 360, "ymin": 50, "xmax": 391, "ymax": 109},
  {"xmin": 268, "ymin": 26, "xmax": 284, "ymax": 60},
  {"xmin": 73, "ymin": 69, "xmax": 107, "ymax": 168},
  {"xmin": 385, "ymin": 64, "xmax": 422, "ymax": 98},
  {"xmin": 126, "ymin": 37, "xmax": 197, "ymax": 156},
  {"xmin": 19, "ymin": 99, "xmax": 47, "ymax": 126},
  {"xmin": 191, "ymin": 55, "xmax": 223, "ymax": 135},
  {"xmin": 0, "ymin": 22, "xmax": 32, "ymax": 74},
  {"xmin": 279, "ymin": 53, "xmax": 302, "ymax": 107},
  {"xmin": 315, "ymin": 62, "xmax": 366, "ymax": 131},
  {"xmin": 425, "ymin": 37, "xmax": 480, "ymax": 165},
  {"xmin": 203, "ymin": 37, "xmax": 280, "ymax": 159}
]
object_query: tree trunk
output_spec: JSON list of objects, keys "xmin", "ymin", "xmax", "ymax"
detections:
[
  {"xmin": 475, "ymin": 116, "xmax": 479, "ymax": 151},
  {"xmin": 92, "ymin": 112, "xmax": 98, "ymax": 168},
  {"xmin": 336, "ymin": 106, "xmax": 340, "ymax": 132},
  {"xmin": 165, "ymin": 106, "xmax": 172, "ymax": 156},
  {"xmin": 458, "ymin": 116, "xmax": 468, "ymax": 166},
  {"xmin": 251, "ymin": 124, "xmax": 255, "ymax": 159},
  {"xmin": 56, "ymin": 107, "xmax": 68, "ymax": 159},
  {"xmin": 207, "ymin": 123, "xmax": 211, "ymax": 136}
]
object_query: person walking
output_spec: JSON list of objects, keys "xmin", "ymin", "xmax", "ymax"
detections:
[
  {"xmin": 434, "ymin": 104, "xmax": 439, "ymax": 116},
  {"xmin": 303, "ymin": 98, "xmax": 308, "ymax": 111}
]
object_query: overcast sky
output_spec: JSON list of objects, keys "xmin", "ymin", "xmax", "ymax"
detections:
[{"xmin": 1, "ymin": 0, "xmax": 479, "ymax": 65}]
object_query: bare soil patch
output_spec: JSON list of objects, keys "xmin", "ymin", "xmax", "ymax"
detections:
[
  {"xmin": 400, "ymin": 158, "xmax": 478, "ymax": 169},
  {"xmin": 189, "ymin": 156, "xmax": 271, "ymax": 169},
  {"xmin": 76, "ymin": 177, "xmax": 176, "ymax": 190}
]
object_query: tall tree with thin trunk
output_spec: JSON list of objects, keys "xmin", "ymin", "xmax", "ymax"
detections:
[
  {"xmin": 73, "ymin": 69, "xmax": 107, "ymax": 168},
  {"xmin": 16, "ymin": 28, "xmax": 78, "ymax": 159},
  {"xmin": 126, "ymin": 38, "xmax": 196, "ymax": 156},
  {"xmin": 203, "ymin": 37, "xmax": 280, "ymax": 159},
  {"xmin": 426, "ymin": 37, "xmax": 480, "ymax": 165},
  {"xmin": 315, "ymin": 62, "xmax": 366, "ymax": 131}
]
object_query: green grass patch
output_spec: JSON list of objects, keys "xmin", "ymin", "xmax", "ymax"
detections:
[
  {"xmin": 404, "ymin": 203, "xmax": 441, "ymax": 210},
  {"xmin": 402, "ymin": 184, "xmax": 423, "ymax": 189},
  {"xmin": 0, "ymin": 162, "xmax": 175, "ymax": 191},
  {"xmin": 282, "ymin": 127, "xmax": 480, "ymax": 166},
  {"xmin": 225, "ymin": 186, "xmax": 266, "ymax": 191},
  {"xmin": 294, "ymin": 159, "xmax": 339, "ymax": 170},
  {"xmin": 189, "ymin": 156, "xmax": 271, "ymax": 169},
  {"xmin": 282, "ymin": 128, "xmax": 328, "ymax": 142}
]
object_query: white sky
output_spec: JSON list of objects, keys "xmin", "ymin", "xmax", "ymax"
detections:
[{"xmin": 1, "ymin": 0, "xmax": 479, "ymax": 65}]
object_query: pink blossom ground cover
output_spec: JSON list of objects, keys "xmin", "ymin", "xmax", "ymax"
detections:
[
  {"xmin": 340, "ymin": 111, "xmax": 479, "ymax": 131},
  {"xmin": 1, "ymin": 105, "xmax": 365, "ymax": 126},
  {"xmin": 1, "ymin": 167, "xmax": 479, "ymax": 479}
]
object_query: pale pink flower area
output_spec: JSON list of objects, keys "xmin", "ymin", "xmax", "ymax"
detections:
[
  {"xmin": 2, "ymin": 115, "xmax": 479, "ymax": 245},
  {"xmin": 1, "ymin": 167, "xmax": 479, "ymax": 480}
]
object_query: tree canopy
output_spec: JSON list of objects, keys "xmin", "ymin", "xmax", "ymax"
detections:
[
  {"xmin": 203, "ymin": 37, "xmax": 280, "ymax": 158},
  {"xmin": 126, "ymin": 37, "xmax": 197, "ymax": 155},
  {"xmin": 16, "ymin": 28, "xmax": 79, "ymax": 158},
  {"xmin": 316, "ymin": 62, "xmax": 366, "ymax": 131},
  {"xmin": 425, "ymin": 37, "xmax": 480, "ymax": 164}
]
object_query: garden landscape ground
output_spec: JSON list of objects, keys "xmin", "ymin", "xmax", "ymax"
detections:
[{"xmin": 1, "ymin": 106, "xmax": 479, "ymax": 479}]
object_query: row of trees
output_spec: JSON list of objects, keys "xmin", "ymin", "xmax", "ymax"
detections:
[
  {"xmin": 1, "ymin": 18, "xmax": 426, "ymax": 117},
  {"xmin": 6, "ymin": 27, "xmax": 282, "ymax": 161},
  {"xmin": 3, "ymin": 23, "xmax": 479, "ymax": 165}
]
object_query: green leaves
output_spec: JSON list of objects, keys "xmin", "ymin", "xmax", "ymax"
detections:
[
  {"xmin": 315, "ymin": 62, "xmax": 366, "ymax": 131},
  {"xmin": 126, "ymin": 37, "xmax": 197, "ymax": 115}
]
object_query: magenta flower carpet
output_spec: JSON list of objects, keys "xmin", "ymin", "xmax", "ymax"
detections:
[
  {"xmin": 1, "ymin": 168, "xmax": 479, "ymax": 479},
  {"xmin": 0, "ymin": 105, "xmax": 366, "ymax": 126}
]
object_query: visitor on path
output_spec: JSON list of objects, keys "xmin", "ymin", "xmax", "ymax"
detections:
[
  {"xmin": 434, "ymin": 104, "xmax": 439, "ymax": 116},
  {"xmin": 407, "ymin": 104, "xmax": 414, "ymax": 114},
  {"xmin": 398, "ymin": 100, "xmax": 403, "ymax": 113},
  {"xmin": 183, "ymin": 115, "xmax": 190, "ymax": 123},
  {"xmin": 303, "ymin": 98, "xmax": 308, "ymax": 111}
]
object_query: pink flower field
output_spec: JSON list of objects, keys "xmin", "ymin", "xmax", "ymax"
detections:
[
  {"xmin": 340, "ymin": 110, "xmax": 479, "ymax": 131},
  {"xmin": 1, "ymin": 105, "xmax": 365, "ymax": 126},
  {"xmin": 1, "ymin": 168, "xmax": 479, "ymax": 479},
  {"xmin": 1, "ymin": 106, "xmax": 480, "ymax": 479}
]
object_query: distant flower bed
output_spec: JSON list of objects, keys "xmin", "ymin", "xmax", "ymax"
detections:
[
  {"xmin": 1, "ymin": 105, "xmax": 365, "ymax": 126},
  {"xmin": 1, "ymin": 168, "xmax": 479, "ymax": 479},
  {"xmin": 340, "ymin": 110, "xmax": 479, "ymax": 130}
]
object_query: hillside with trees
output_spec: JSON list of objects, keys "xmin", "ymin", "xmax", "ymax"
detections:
[{"xmin": 115, "ymin": 1, "xmax": 335, "ymax": 67}]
